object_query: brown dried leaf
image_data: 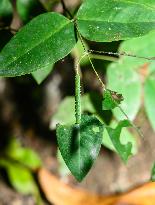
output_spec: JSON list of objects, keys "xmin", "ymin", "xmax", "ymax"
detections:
[{"xmin": 38, "ymin": 168, "xmax": 155, "ymax": 205}]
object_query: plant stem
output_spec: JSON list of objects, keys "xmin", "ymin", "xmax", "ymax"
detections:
[
  {"xmin": 118, "ymin": 105, "xmax": 144, "ymax": 138},
  {"xmin": 88, "ymin": 49, "xmax": 155, "ymax": 61},
  {"xmin": 74, "ymin": 20, "xmax": 106, "ymax": 90},
  {"xmin": 89, "ymin": 53, "xmax": 117, "ymax": 62},
  {"xmin": 0, "ymin": 26, "xmax": 18, "ymax": 33},
  {"xmin": 60, "ymin": 0, "xmax": 73, "ymax": 19},
  {"xmin": 74, "ymin": 20, "xmax": 144, "ymax": 138},
  {"xmin": 75, "ymin": 73, "xmax": 81, "ymax": 124}
]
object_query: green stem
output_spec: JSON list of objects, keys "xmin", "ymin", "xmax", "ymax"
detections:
[
  {"xmin": 74, "ymin": 20, "xmax": 105, "ymax": 90},
  {"xmin": 75, "ymin": 73, "xmax": 81, "ymax": 124},
  {"xmin": 89, "ymin": 53, "xmax": 117, "ymax": 62}
]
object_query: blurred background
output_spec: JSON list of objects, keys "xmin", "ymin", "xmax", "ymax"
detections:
[{"xmin": 0, "ymin": 0, "xmax": 155, "ymax": 204}]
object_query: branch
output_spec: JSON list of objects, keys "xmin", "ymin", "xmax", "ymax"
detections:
[
  {"xmin": 0, "ymin": 26, "xmax": 18, "ymax": 33},
  {"xmin": 60, "ymin": 0, "xmax": 73, "ymax": 19},
  {"xmin": 88, "ymin": 49, "xmax": 155, "ymax": 61}
]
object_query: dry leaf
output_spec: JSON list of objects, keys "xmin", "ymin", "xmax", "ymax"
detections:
[{"xmin": 38, "ymin": 168, "xmax": 155, "ymax": 205}]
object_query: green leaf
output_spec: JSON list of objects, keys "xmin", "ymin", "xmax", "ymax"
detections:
[
  {"xmin": 57, "ymin": 149, "xmax": 70, "ymax": 177},
  {"xmin": 129, "ymin": 0, "xmax": 155, "ymax": 8},
  {"xmin": 5, "ymin": 138, "xmax": 41, "ymax": 170},
  {"xmin": 149, "ymin": 62, "xmax": 155, "ymax": 75},
  {"xmin": 71, "ymin": 41, "xmax": 89, "ymax": 66},
  {"xmin": 107, "ymin": 62, "xmax": 141, "ymax": 120},
  {"xmin": 17, "ymin": 0, "xmax": 45, "ymax": 23},
  {"xmin": 106, "ymin": 30, "xmax": 155, "ymax": 122},
  {"xmin": 102, "ymin": 89, "xmax": 123, "ymax": 110},
  {"xmin": 0, "ymin": 160, "xmax": 38, "ymax": 195},
  {"xmin": 32, "ymin": 63, "xmax": 54, "ymax": 84},
  {"xmin": 102, "ymin": 120, "xmax": 137, "ymax": 155},
  {"xmin": 77, "ymin": 0, "xmax": 155, "ymax": 42},
  {"xmin": 56, "ymin": 114, "xmax": 104, "ymax": 181},
  {"xmin": 8, "ymin": 164, "xmax": 37, "ymax": 194},
  {"xmin": 144, "ymin": 75, "xmax": 155, "ymax": 131},
  {"xmin": 39, "ymin": 0, "xmax": 58, "ymax": 11},
  {"xmin": 0, "ymin": 12, "xmax": 76, "ymax": 77},
  {"xmin": 106, "ymin": 120, "xmax": 133, "ymax": 162},
  {"xmin": 50, "ymin": 94, "xmax": 96, "ymax": 129},
  {"xmin": 0, "ymin": 0, "xmax": 12, "ymax": 17},
  {"xmin": 119, "ymin": 30, "xmax": 155, "ymax": 66},
  {"xmin": 151, "ymin": 162, "xmax": 155, "ymax": 182}
]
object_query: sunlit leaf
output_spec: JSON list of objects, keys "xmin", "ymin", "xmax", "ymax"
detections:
[
  {"xmin": 0, "ymin": 159, "xmax": 38, "ymax": 195},
  {"xmin": 106, "ymin": 120, "xmax": 133, "ymax": 162},
  {"xmin": 102, "ymin": 120, "xmax": 137, "ymax": 155},
  {"xmin": 119, "ymin": 30, "xmax": 155, "ymax": 66},
  {"xmin": 5, "ymin": 138, "xmax": 41, "ymax": 170},
  {"xmin": 107, "ymin": 62, "xmax": 141, "ymax": 120}
]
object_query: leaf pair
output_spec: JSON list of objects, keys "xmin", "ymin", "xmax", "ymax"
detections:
[{"xmin": 1, "ymin": 0, "xmax": 155, "ymax": 77}]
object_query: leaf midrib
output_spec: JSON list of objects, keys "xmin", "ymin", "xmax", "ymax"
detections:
[
  {"xmin": 118, "ymin": 0, "xmax": 155, "ymax": 10},
  {"xmin": 1, "ymin": 20, "xmax": 71, "ymax": 68},
  {"xmin": 77, "ymin": 19, "xmax": 155, "ymax": 24}
]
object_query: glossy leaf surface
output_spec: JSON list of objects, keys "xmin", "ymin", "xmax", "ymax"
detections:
[
  {"xmin": 56, "ymin": 114, "xmax": 104, "ymax": 181},
  {"xmin": 0, "ymin": 12, "xmax": 76, "ymax": 76},
  {"xmin": 77, "ymin": 0, "xmax": 155, "ymax": 42},
  {"xmin": 106, "ymin": 120, "xmax": 132, "ymax": 162}
]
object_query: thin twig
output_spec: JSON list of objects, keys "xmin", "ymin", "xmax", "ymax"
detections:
[
  {"xmin": 60, "ymin": 0, "xmax": 73, "ymax": 19},
  {"xmin": 118, "ymin": 105, "xmax": 144, "ymax": 138},
  {"xmin": 90, "ymin": 53, "xmax": 117, "ymax": 62},
  {"xmin": 75, "ymin": 52, "xmax": 88, "ymax": 74},
  {"xmin": 88, "ymin": 49, "xmax": 155, "ymax": 61},
  {"xmin": 74, "ymin": 20, "xmax": 106, "ymax": 89},
  {"xmin": 0, "ymin": 26, "xmax": 18, "ymax": 33}
]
